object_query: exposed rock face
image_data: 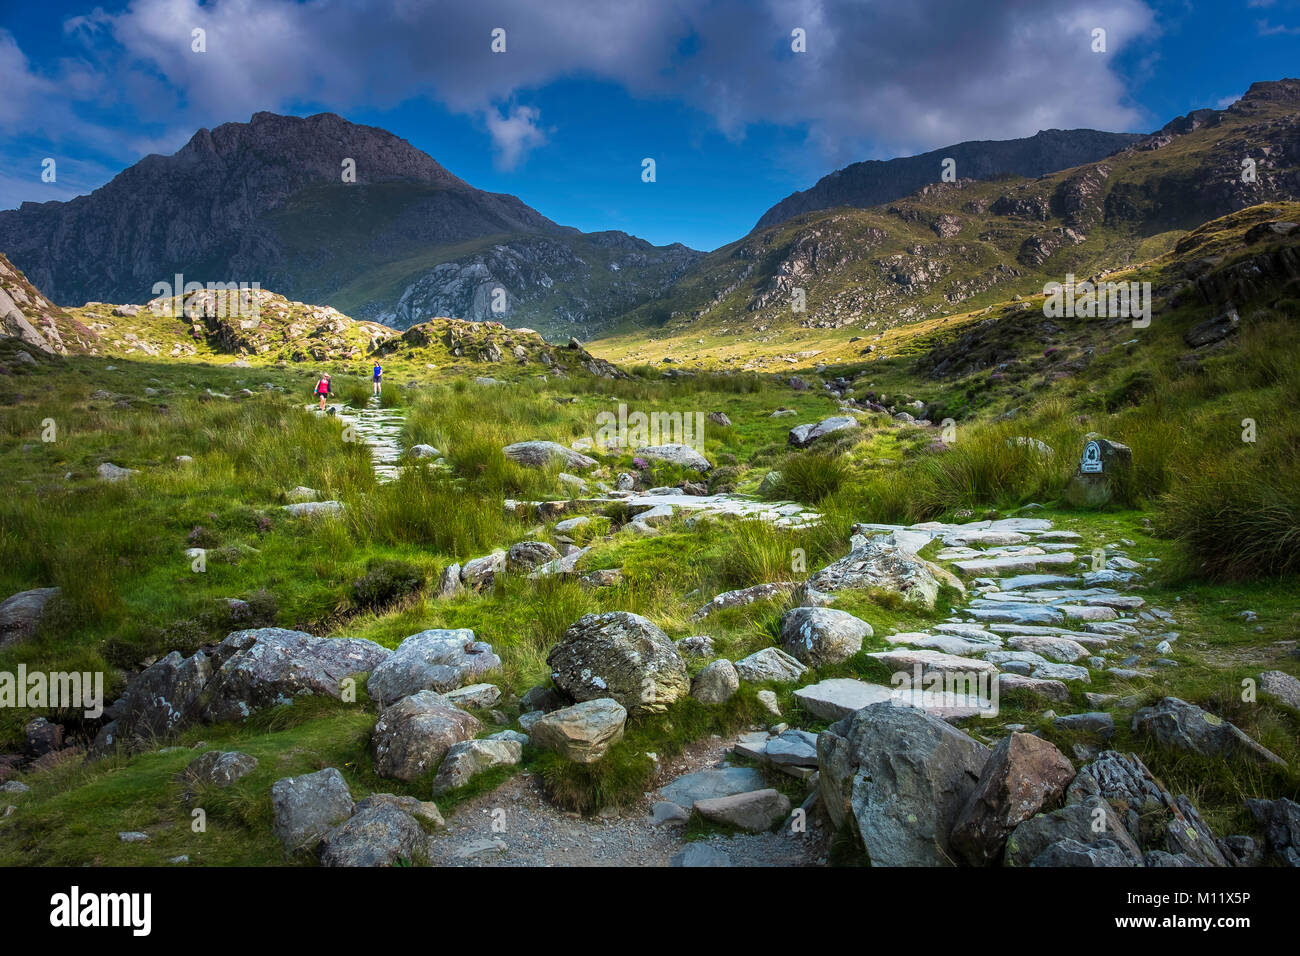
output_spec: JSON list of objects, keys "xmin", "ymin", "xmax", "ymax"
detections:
[
  {"xmin": 271, "ymin": 767, "xmax": 354, "ymax": 851},
  {"xmin": 1004, "ymin": 795, "xmax": 1143, "ymax": 867},
  {"xmin": 779, "ymin": 607, "xmax": 872, "ymax": 667},
  {"xmin": 547, "ymin": 612, "xmax": 689, "ymax": 716},
  {"xmin": 366, "ymin": 629, "xmax": 501, "ymax": 704},
  {"xmin": 1132, "ymin": 697, "xmax": 1285, "ymax": 766},
  {"xmin": 806, "ymin": 538, "xmax": 944, "ymax": 608},
  {"xmin": 371, "ymin": 691, "xmax": 482, "ymax": 781},
  {"xmin": 0, "ymin": 587, "xmax": 61, "ymax": 649},
  {"xmin": 949, "ymin": 733, "xmax": 1076, "ymax": 866},
  {"xmin": 198, "ymin": 628, "xmax": 389, "ymax": 724},
  {"xmin": 1065, "ymin": 750, "xmax": 1228, "ymax": 867},
  {"xmin": 0, "ymin": 254, "xmax": 98, "ymax": 355},
  {"xmin": 530, "ymin": 698, "xmax": 627, "ymax": 763},
  {"xmin": 1246, "ymin": 797, "xmax": 1300, "ymax": 866},
  {"xmin": 818, "ymin": 702, "xmax": 990, "ymax": 866}
]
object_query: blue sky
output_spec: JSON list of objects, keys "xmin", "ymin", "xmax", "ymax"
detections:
[{"xmin": 1, "ymin": 0, "xmax": 1298, "ymax": 251}]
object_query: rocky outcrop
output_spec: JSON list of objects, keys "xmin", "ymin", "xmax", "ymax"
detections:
[
  {"xmin": 197, "ymin": 628, "xmax": 389, "ymax": 724},
  {"xmin": 806, "ymin": 537, "xmax": 945, "ymax": 608}
]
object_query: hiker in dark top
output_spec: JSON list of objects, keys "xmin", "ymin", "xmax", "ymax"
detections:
[
  {"xmin": 372, "ymin": 362, "xmax": 383, "ymax": 396},
  {"xmin": 315, "ymin": 373, "xmax": 332, "ymax": 411}
]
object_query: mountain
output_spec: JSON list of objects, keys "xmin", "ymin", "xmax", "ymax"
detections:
[
  {"xmin": 0, "ymin": 253, "xmax": 99, "ymax": 357},
  {"xmin": 755, "ymin": 128, "xmax": 1144, "ymax": 230},
  {"xmin": 0, "ymin": 112, "xmax": 701, "ymax": 340},
  {"xmin": 596, "ymin": 79, "xmax": 1300, "ymax": 370}
]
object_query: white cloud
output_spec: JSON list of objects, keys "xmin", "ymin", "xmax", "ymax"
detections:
[
  {"xmin": 1, "ymin": 0, "xmax": 1161, "ymax": 194},
  {"xmin": 484, "ymin": 105, "xmax": 548, "ymax": 170}
]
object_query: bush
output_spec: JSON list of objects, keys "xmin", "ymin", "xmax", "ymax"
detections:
[{"xmin": 352, "ymin": 558, "xmax": 425, "ymax": 609}]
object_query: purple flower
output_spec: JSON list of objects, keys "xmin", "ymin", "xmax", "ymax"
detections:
[{"xmin": 633, "ymin": 457, "xmax": 648, "ymax": 470}]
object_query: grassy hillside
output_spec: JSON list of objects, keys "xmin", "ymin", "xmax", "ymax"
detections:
[{"xmin": 596, "ymin": 80, "xmax": 1300, "ymax": 369}]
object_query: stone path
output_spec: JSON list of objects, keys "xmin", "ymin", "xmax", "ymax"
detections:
[
  {"xmin": 788, "ymin": 516, "xmax": 1174, "ymax": 730},
  {"xmin": 313, "ymin": 399, "xmax": 407, "ymax": 482}
]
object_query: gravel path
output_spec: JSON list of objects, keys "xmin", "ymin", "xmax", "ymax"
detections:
[{"xmin": 426, "ymin": 732, "xmax": 830, "ymax": 867}]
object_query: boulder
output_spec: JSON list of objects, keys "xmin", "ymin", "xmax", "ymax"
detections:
[
  {"xmin": 806, "ymin": 537, "xmax": 944, "ymax": 608},
  {"xmin": 950, "ymin": 733, "xmax": 1076, "ymax": 866},
  {"xmin": 436, "ymin": 563, "xmax": 464, "ymax": 599},
  {"xmin": 690, "ymin": 582, "xmax": 796, "ymax": 621},
  {"xmin": 320, "ymin": 803, "xmax": 428, "ymax": 867},
  {"xmin": 442, "ymin": 683, "xmax": 501, "ymax": 710},
  {"xmin": 406, "ymin": 443, "xmax": 440, "ymax": 459},
  {"xmin": 694, "ymin": 789, "xmax": 791, "ymax": 832},
  {"xmin": 353, "ymin": 792, "xmax": 445, "ymax": 829},
  {"xmin": 1066, "ymin": 750, "xmax": 1228, "ymax": 867},
  {"xmin": 430, "ymin": 738, "xmax": 523, "ymax": 796},
  {"xmin": 817, "ymin": 702, "xmax": 990, "ymax": 865},
  {"xmin": 1132, "ymin": 697, "xmax": 1285, "ymax": 766},
  {"xmin": 530, "ymin": 698, "xmax": 627, "ymax": 764},
  {"xmin": 788, "ymin": 416, "xmax": 858, "ymax": 448},
  {"xmin": 506, "ymin": 540, "xmax": 561, "ymax": 572},
  {"xmin": 795, "ymin": 678, "xmax": 895, "ymax": 721},
  {"xmin": 660, "ymin": 767, "xmax": 769, "ymax": 809},
  {"xmin": 734, "ymin": 647, "xmax": 808, "ymax": 684},
  {"xmin": 1245, "ymin": 797, "xmax": 1300, "ymax": 866},
  {"xmin": 198, "ymin": 628, "xmax": 389, "ymax": 724},
  {"xmin": 371, "ymin": 691, "xmax": 482, "ymax": 781},
  {"xmin": 118, "ymin": 650, "xmax": 213, "ymax": 739},
  {"xmin": 546, "ymin": 612, "xmax": 688, "ymax": 715},
  {"xmin": 97, "ymin": 462, "xmax": 139, "ymax": 481},
  {"xmin": 0, "ymin": 587, "xmax": 60, "ymax": 648},
  {"xmin": 1258, "ymin": 670, "xmax": 1300, "ymax": 710},
  {"xmin": 179, "ymin": 750, "xmax": 258, "ymax": 790},
  {"xmin": 1030, "ymin": 838, "xmax": 1138, "ymax": 866},
  {"xmin": 503, "ymin": 441, "xmax": 597, "ymax": 471},
  {"xmin": 1005, "ymin": 795, "xmax": 1142, "ymax": 866},
  {"xmin": 634, "ymin": 443, "xmax": 712, "ymax": 472},
  {"xmin": 671, "ymin": 843, "xmax": 732, "ymax": 867},
  {"xmin": 779, "ymin": 607, "xmax": 872, "ymax": 667},
  {"xmin": 271, "ymin": 767, "xmax": 354, "ymax": 851},
  {"xmin": 460, "ymin": 551, "xmax": 506, "ymax": 590},
  {"xmin": 367, "ymin": 629, "xmax": 501, "ymax": 705},
  {"xmin": 691, "ymin": 659, "xmax": 739, "ymax": 704}
]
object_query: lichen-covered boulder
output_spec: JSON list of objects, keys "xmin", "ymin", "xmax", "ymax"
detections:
[
  {"xmin": 547, "ymin": 612, "xmax": 688, "ymax": 716},
  {"xmin": 367, "ymin": 629, "xmax": 501, "ymax": 705},
  {"xmin": 371, "ymin": 690, "xmax": 482, "ymax": 782}
]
